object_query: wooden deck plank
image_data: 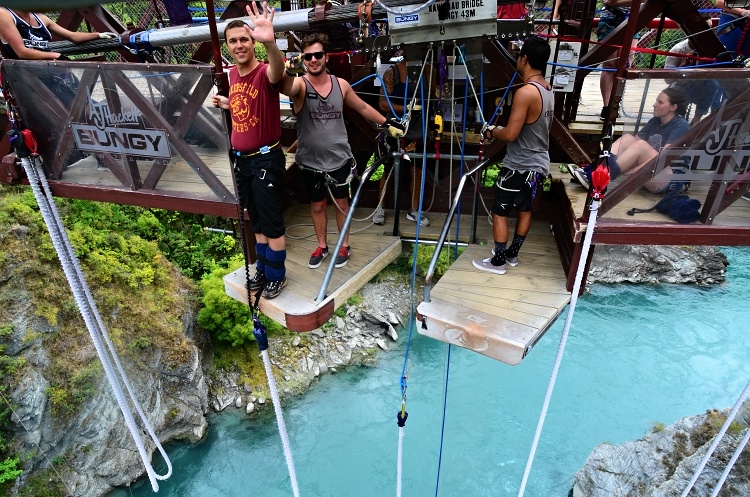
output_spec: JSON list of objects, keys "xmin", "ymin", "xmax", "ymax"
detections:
[
  {"xmin": 224, "ymin": 203, "xmax": 402, "ymax": 331},
  {"xmin": 417, "ymin": 236, "xmax": 570, "ymax": 366}
]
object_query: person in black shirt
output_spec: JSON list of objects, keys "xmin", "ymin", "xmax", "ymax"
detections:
[{"xmin": 0, "ymin": 8, "xmax": 114, "ymax": 60}]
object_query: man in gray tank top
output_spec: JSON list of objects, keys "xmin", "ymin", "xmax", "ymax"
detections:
[
  {"xmin": 285, "ymin": 33, "xmax": 403, "ymax": 269},
  {"xmin": 473, "ymin": 36, "xmax": 553, "ymax": 275}
]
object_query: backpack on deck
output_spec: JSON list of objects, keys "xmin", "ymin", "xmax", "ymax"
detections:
[{"xmin": 627, "ymin": 191, "xmax": 702, "ymax": 224}]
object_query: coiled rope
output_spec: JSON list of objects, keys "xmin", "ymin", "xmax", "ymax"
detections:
[{"xmin": 19, "ymin": 153, "xmax": 171, "ymax": 492}]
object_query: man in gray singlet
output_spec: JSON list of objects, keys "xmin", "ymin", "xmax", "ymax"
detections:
[
  {"xmin": 285, "ymin": 32, "xmax": 403, "ymax": 269},
  {"xmin": 473, "ymin": 35, "xmax": 553, "ymax": 275}
]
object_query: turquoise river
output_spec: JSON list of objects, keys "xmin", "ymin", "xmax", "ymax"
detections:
[{"xmin": 112, "ymin": 247, "xmax": 750, "ymax": 497}]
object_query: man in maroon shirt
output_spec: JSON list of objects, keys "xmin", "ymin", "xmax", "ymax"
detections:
[{"xmin": 213, "ymin": 2, "xmax": 288, "ymax": 299}]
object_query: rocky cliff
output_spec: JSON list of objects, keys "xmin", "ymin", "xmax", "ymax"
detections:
[
  {"xmin": 572, "ymin": 400, "xmax": 750, "ymax": 497},
  {"xmin": 1, "ymin": 212, "xmax": 209, "ymax": 497},
  {"xmin": 589, "ymin": 245, "xmax": 728, "ymax": 286}
]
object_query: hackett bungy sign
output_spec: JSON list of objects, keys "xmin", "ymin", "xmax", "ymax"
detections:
[{"xmin": 71, "ymin": 94, "xmax": 172, "ymax": 159}]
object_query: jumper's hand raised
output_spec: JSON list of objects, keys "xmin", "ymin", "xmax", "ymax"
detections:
[{"xmin": 244, "ymin": 1, "xmax": 275, "ymax": 44}]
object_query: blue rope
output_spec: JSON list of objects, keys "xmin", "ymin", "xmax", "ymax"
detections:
[
  {"xmin": 433, "ymin": 344, "xmax": 452, "ymax": 497},
  {"xmin": 487, "ymin": 71, "xmax": 517, "ymax": 126},
  {"xmin": 432, "ymin": 77, "xmax": 469, "ymax": 494},
  {"xmin": 398, "ymin": 76, "xmax": 428, "ymax": 400},
  {"xmin": 669, "ymin": 60, "xmax": 736, "ymax": 69},
  {"xmin": 350, "ymin": 73, "xmax": 401, "ymax": 119}
]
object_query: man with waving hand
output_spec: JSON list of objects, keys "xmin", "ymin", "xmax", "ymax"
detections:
[{"xmin": 212, "ymin": 1, "xmax": 289, "ymax": 299}]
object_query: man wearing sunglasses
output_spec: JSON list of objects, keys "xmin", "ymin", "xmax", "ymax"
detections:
[
  {"xmin": 212, "ymin": 2, "xmax": 288, "ymax": 299},
  {"xmin": 284, "ymin": 33, "xmax": 404, "ymax": 270}
]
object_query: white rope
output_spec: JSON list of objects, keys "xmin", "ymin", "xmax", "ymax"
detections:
[
  {"xmin": 517, "ymin": 198, "xmax": 601, "ymax": 497},
  {"xmin": 30, "ymin": 158, "xmax": 173, "ymax": 484},
  {"xmin": 453, "ymin": 41, "xmax": 486, "ymax": 125},
  {"xmin": 396, "ymin": 425, "xmax": 404, "ymax": 497},
  {"xmin": 260, "ymin": 348, "xmax": 301, "ymax": 497},
  {"xmin": 681, "ymin": 377, "xmax": 750, "ymax": 497},
  {"xmin": 21, "ymin": 156, "xmax": 171, "ymax": 491},
  {"xmin": 710, "ymin": 420, "xmax": 750, "ymax": 497}
]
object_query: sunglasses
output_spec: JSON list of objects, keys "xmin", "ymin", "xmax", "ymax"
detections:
[{"xmin": 303, "ymin": 51, "xmax": 325, "ymax": 61}]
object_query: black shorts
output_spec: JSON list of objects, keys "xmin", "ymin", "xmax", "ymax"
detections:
[
  {"xmin": 596, "ymin": 9, "xmax": 627, "ymax": 41},
  {"xmin": 234, "ymin": 148, "xmax": 286, "ymax": 239},
  {"xmin": 300, "ymin": 159, "xmax": 355, "ymax": 202},
  {"xmin": 492, "ymin": 168, "xmax": 541, "ymax": 216}
]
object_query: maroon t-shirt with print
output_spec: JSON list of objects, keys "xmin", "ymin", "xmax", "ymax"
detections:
[{"xmin": 228, "ymin": 62, "xmax": 281, "ymax": 152}]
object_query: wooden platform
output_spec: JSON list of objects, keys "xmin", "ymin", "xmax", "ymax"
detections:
[
  {"xmin": 416, "ymin": 221, "xmax": 570, "ymax": 365},
  {"xmin": 224, "ymin": 203, "xmax": 402, "ymax": 332},
  {"xmin": 550, "ymin": 164, "xmax": 750, "ymax": 236}
]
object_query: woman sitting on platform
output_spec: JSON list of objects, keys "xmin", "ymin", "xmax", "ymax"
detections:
[{"xmin": 572, "ymin": 87, "xmax": 689, "ymax": 193}]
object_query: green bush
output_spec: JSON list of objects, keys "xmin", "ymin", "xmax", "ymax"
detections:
[
  {"xmin": 410, "ymin": 244, "xmax": 463, "ymax": 277},
  {"xmin": 197, "ymin": 257, "xmax": 255, "ymax": 346},
  {"xmin": 0, "ymin": 457, "xmax": 22, "ymax": 484}
]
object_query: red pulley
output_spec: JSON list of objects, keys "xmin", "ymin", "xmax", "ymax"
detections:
[
  {"xmin": 21, "ymin": 129, "xmax": 38, "ymax": 155},
  {"xmin": 591, "ymin": 162, "xmax": 610, "ymax": 197}
]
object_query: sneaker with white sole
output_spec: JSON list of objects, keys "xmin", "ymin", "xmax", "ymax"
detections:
[
  {"xmin": 406, "ymin": 209, "xmax": 430, "ymax": 227},
  {"xmin": 490, "ymin": 247, "xmax": 519, "ymax": 267},
  {"xmin": 373, "ymin": 205, "xmax": 385, "ymax": 225},
  {"xmin": 263, "ymin": 278, "xmax": 287, "ymax": 299},
  {"xmin": 308, "ymin": 246, "xmax": 329, "ymax": 269},
  {"xmin": 335, "ymin": 246, "xmax": 351, "ymax": 268},
  {"xmin": 472, "ymin": 257, "xmax": 506, "ymax": 275},
  {"xmin": 742, "ymin": 192, "xmax": 750, "ymax": 202},
  {"xmin": 572, "ymin": 167, "xmax": 591, "ymax": 190}
]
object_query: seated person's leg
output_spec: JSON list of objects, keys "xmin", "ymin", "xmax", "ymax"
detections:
[
  {"xmin": 611, "ymin": 133, "xmax": 638, "ymax": 155},
  {"xmin": 614, "ymin": 139, "xmax": 658, "ymax": 175}
]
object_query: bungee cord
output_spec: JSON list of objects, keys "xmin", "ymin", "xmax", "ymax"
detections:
[
  {"xmin": 680, "ymin": 377, "xmax": 750, "ymax": 497},
  {"xmin": 16, "ymin": 149, "xmax": 172, "ymax": 492},
  {"xmin": 710, "ymin": 419, "xmax": 750, "ymax": 497},
  {"xmin": 517, "ymin": 161, "xmax": 610, "ymax": 497}
]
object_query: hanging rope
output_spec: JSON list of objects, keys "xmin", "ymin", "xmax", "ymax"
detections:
[
  {"xmin": 253, "ymin": 317, "xmax": 301, "ymax": 497},
  {"xmin": 11, "ymin": 133, "xmax": 172, "ymax": 492},
  {"xmin": 244, "ymin": 278, "xmax": 301, "ymax": 496},
  {"xmin": 395, "ymin": 48, "xmax": 436, "ymax": 497},
  {"xmin": 680, "ymin": 377, "xmax": 750, "ymax": 497},
  {"xmin": 433, "ymin": 344, "xmax": 452, "ymax": 497},
  {"xmin": 517, "ymin": 161, "xmax": 611, "ymax": 497},
  {"xmin": 710, "ymin": 414, "xmax": 750, "ymax": 497}
]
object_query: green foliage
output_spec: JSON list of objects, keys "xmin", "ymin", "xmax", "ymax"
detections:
[
  {"xmin": 410, "ymin": 245, "xmax": 464, "ymax": 278},
  {"xmin": 64, "ymin": 201, "xmax": 239, "ymax": 279},
  {"xmin": 16, "ymin": 468, "xmax": 66, "ymax": 497},
  {"xmin": 46, "ymin": 362, "xmax": 101, "ymax": 418},
  {"xmin": 129, "ymin": 336, "xmax": 152, "ymax": 350},
  {"xmin": 0, "ymin": 324, "xmax": 21, "ymax": 490},
  {"xmin": 0, "ymin": 457, "xmax": 22, "ymax": 484},
  {"xmin": 652, "ymin": 421, "xmax": 666, "ymax": 433},
  {"xmin": 198, "ymin": 258, "xmax": 254, "ymax": 346}
]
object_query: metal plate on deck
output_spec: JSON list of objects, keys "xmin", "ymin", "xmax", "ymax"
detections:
[{"xmin": 418, "ymin": 296, "xmax": 544, "ymax": 365}]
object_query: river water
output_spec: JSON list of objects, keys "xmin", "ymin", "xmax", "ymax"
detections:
[{"xmin": 112, "ymin": 247, "xmax": 750, "ymax": 497}]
